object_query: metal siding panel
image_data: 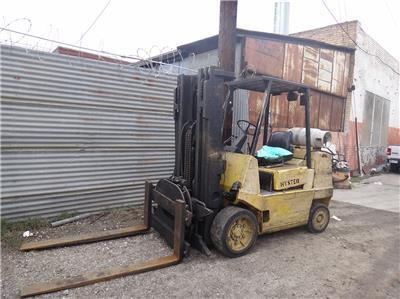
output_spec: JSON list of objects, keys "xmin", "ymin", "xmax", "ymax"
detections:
[
  {"xmin": 317, "ymin": 49, "xmax": 333, "ymax": 93},
  {"xmin": 302, "ymin": 46, "xmax": 319, "ymax": 87},
  {"xmin": 282, "ymin": 43, "xmax": 303, "ymax": 82},
  {"xmin": 1, "ymin": 45, "xmax": 177, "ymax": 219},
  {"xmin": 270, "ymin": 94, "xmax": 288, "ymax": 128},
  {"xmin": 309, "ymin": 90, "xmax": 321, "ymax": 128},
  {"xmin": 248, "ymin": 91, "xmax": 263, "ymax": 124},
  {"xmin": 342, "ymin": 53, "xmax": 351, "ymax": 96},
  {"xmin": 232, "ymin": 89, "xmax": 249, "ymax": 147},
  {"xmin": 318, "ymin": 93, "xmax": 332, "ymax": 130},
  {"xmin": 244, "ymin": 37, "xmax": 284, "ymax": 77},
  {"xmin": 330, "ymin": 96, "xmax": 345, "ymax": 131},
  {"xmin": 331, "ymin": 51, "xmax": 346, "ymax": 96},
  {"xmin": 288, "ymin": 98, "xmax": 305, "ymax": 128}
]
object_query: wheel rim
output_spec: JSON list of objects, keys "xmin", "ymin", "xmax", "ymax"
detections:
[
  {"xmin": 312, "ymin": 208, "xmax": 329, "ymax": 231},
  {"xmin": 226, "ymin": 217, "xmax": 254, "ymax": 252}
]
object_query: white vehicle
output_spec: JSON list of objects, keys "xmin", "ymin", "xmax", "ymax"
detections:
[{"xmin": 387, "ymin": 145, "xmax": 400, "ymax": 172}]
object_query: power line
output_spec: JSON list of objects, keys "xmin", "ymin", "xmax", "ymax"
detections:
[
  {"xmin": 0, "ymin": 27, "xmax": 196, "ymax": 73},
  {"xmin": 383, "ymin": 0, "xmax": 399, "ymax": 31},
  {"xmin": 321, "ymin": 0, "xmax": 399, "ymax": 76},
  {"xmin": 77, "ymin": 0, "xmax": 112, "ymax": 43}
]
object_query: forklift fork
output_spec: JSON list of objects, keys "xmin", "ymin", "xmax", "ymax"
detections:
[{"xmin": 19, "ymin": 181, "xmax": 186, "ymax": 298}]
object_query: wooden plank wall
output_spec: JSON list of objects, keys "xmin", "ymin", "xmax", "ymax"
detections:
[{"xmin": 244, "ymin": 37, "xmax": 351, "ymax": 132}]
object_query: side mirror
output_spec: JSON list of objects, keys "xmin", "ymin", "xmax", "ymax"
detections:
[{"xmin": 287, "ymin": 91, "xmax": 298, "ymax": 102}]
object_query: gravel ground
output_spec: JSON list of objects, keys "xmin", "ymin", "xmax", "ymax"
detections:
[{"xmin": 1, "ymin": 200, "xmax": 399, "ymax": 299}]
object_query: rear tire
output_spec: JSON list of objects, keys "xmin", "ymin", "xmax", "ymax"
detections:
[
  {"xmin": 211, "ymin": 206, "xmax": 258, "ymax": 258},
  {"xmin": 307, "ymin": 203, "xmax": 330, "ymax": 233}
]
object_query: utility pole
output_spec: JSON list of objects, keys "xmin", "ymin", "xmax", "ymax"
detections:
[
  {"xmin": 218, "ymin": 0, "xmax": 238, "ymax": 143},
  {"xmin": 218, "ymin": 0, "xmax": 238, "ymax": 72}
]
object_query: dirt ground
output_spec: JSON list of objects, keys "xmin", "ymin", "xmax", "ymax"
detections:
[{"xmin": 1, "ymin": 176, "xmax": 399, "ymax": 298}]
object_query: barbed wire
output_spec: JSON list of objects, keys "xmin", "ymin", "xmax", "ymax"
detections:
[
  {"xmin": 1, "ymin": 17, "xmax": 32, "ymax": 46},
  {"xmin": 0, "ymin": 26, "xmax": 197, "ymax": 77}
]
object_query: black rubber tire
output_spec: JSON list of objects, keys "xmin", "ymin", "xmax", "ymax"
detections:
[
  {"xmin": 389, "ymin": 163, "xmax": 399, "ymax": 173},
  {"xmin": 307, "ymin": 203, "xmax": 330, "ymax": 233},
  {"xmin": 211, "ymin": 206, "xmax": 258, "ymax": 258}
]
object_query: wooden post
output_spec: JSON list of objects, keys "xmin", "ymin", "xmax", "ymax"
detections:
[
  {"xmin": 218, "ymin": 0, "xmax": 237, "ymax": 72},
  {"xmin": 219, "ymin": 0, "xmax": 238, "ymax": 143}
]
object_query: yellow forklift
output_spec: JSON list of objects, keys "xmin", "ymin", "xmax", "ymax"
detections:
[{"xmin": 20, "ymin": 67, "xmax": 333, "ymax": 296}]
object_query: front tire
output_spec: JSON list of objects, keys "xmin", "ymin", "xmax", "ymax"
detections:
[
  {"xmin": 389, "ymin": 163, "xmax": 399, "ymax": 173},
  {"xmin": 211, "ymin": 206, "xmax": 258, "ymax": 258},
  {"xmin": 307, "ymin": 203, "xmax": 330, "ymax": 233}
]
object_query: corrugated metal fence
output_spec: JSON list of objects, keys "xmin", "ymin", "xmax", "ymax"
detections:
[{"xmin": 1, "ymin": 45, "xmax": 177, "ymax": 219}]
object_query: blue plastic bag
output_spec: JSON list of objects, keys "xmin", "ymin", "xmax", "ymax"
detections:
[{"xmin": 256, "ymin": 145, "xmax": 292, "ymax": 160}]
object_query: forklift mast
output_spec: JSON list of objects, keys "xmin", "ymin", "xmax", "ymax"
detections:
[{"xmin": 173, "ymin": 67, "xmax": 234, "ymax": 209}]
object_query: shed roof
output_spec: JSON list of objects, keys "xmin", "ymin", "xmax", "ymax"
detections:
[{"xmin": 176, "ymin": 28, "xmax": 354, "ymax": 60}]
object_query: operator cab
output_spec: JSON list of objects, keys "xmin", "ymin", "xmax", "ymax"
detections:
[
  {"xmin": 223, "ymin": 76, "xmax": 310, "ymax": 158},
  {"xmin": 223, "ymin": 76, "xmax": 314, "ymax": 193}
]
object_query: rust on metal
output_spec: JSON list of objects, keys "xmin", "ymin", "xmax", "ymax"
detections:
[
  {"xmin": 270, "ymin": 94, "xmax": 289, "ymax": 128},
  {"xmin": 20, "ymin": 224, "xmax": 149, "ymax": 252},
  {"xmin": 282, "ymin": 43, "xmax": 303, "ymax": 82},
  {"xmin": 317, "ymin": 49, "xmax": 334, "ymax": 93},
  {"xmin": 288, "ymin": 99, "xmax": 305, "ymax": 128},
  {"xmin": 241, "ymin": 35, "xmax": 351, "ymax": 130},
  {"xmin": 244, "ymin": 37, "xmax": 284, "ymax": 78},
  {"xmin": 330, "ymin": 96, "xmax": 345, "ymax": 131},
  {"xmin": 302, "ymin": 46, "xmax": 319, "ymax": 88},
  {"xmin": 318, "ymin": 93, "xmax": 332, "ymax": 130},
  {"xmin": 20, "ymin": 255, "xmax": 179, "ymax": 298},
  {"xmin": 342, "ymin": 53, "xmax": 351, "ymax": 96},
  {"xmin": 248, "ymin": 91, "xmax": 264, "ymax": 124},
  {"xmin": 309, "ymin": 90, "xmax": 321, "ymax": 128},
  {"xmin": 331, "ymin": 51, "xmax": 346, "ymax": 96}
]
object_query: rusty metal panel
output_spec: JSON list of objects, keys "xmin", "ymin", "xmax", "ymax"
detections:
[
  {"xmin": 342, "ymin": 53, "xmax": 351, "ymax": 96},
  {"xmin": 244, "ymin": 37, "xmax": 284, "ymax": 77},
  {"xmin": 318, "ymin": 93, "xmax": 332, "ymax": 130},
  {"xmin": 270, "ymin": 94, "xmax": 288, "ymax": 128},
  {"xmin": 331, "ymin": 51, "xmax": 346, "ymax": 96},
  {"xmin": 309, "ymin": 90, "xmax": 321, "ymax": 128},
  {"xmin": 301, "ymin": 46, "xmax": 319, "ymax": 88},
  {"xmin": 288, "ymin": 99, "xmax": 305, "ymax": 128},
  {"xmin": 303, "ymin": 45, "xmax": 319, "ymax": 60},
  {"xmin": 248, "ymin": 91, "xmax": 264, "ymax": 124},
  {"xmin": 317, "ymin": 49, "xmax": 333, "ymax": 92},
  {"xmin": 330, "ymin": 96, "xmax": 345, "ymax": 131},
  {"xmin": 282, "ymin": 43, "xmax": 303, "ymax": 82}
]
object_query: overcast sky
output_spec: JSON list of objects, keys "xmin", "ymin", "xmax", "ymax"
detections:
[{"xmin": 1, "ymin": 0, "xmax": 399, "ymax": 62}]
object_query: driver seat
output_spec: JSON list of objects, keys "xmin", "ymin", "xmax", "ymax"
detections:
[{"xmin": 267, "ymin": 131, "xmax": 293, "ymax": 152}]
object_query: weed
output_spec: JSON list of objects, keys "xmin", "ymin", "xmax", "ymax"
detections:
[{"xmin": 1, "ymin": 218, "xmax": 48, "ymax": 248}]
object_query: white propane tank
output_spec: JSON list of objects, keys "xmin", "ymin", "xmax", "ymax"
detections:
[{"xmin": 289, "ymin": 127, "xmax": 332, "ymax": 148}]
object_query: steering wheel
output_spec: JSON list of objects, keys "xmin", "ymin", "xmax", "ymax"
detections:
[{"xmin": 237, "ymin": 120, "xmax": 256, "ymax": 136}]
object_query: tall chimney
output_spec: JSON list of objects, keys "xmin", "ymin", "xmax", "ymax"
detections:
[{"xmin": 273, "ymin": 1, "xmax": 290, "ymax": 35}]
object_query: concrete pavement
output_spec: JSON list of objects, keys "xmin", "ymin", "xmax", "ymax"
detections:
[{"xmin": 333, "ymin": 173, "xmax": 400, "ymax": 213}]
